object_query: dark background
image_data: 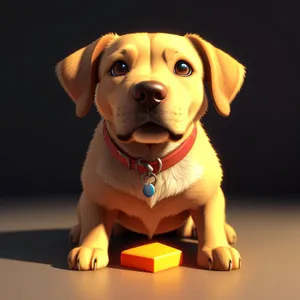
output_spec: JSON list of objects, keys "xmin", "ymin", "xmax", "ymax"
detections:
[{"xmin": 2, "ymin": 0, "xmax": 299, "ymax": 199}]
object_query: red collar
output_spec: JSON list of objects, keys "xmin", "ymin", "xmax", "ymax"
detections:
[{"xmin": 102, "ymin": 120, "xmax": 197, "ymax": 174}]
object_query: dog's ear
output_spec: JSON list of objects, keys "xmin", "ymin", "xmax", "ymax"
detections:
[
  {"xmin": 55, "ymin": 33, "xmax": 118, "ymax": 117},
  {"xmin": 185, "ymin": 34, "xmax": 246, "ymax": 117}
]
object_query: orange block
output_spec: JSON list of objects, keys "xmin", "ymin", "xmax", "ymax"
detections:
[{"xmin": 120, "ymin": 242, "xmax": 183, "ymax": 273}]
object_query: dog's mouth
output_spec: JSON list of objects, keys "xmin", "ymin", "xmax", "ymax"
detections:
[{"xmin": 116, "ymin": 122, "xmax": 183, "ymax": 144}]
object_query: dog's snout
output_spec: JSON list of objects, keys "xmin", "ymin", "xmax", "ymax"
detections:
[{"xmin": 133, "ymin": 80, "xmax": 167, "ymax": 109}]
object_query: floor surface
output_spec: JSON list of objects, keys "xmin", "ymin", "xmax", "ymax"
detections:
[{"xmin": 0, "ymin": 196, "xmax": 300, "ymax": 300}]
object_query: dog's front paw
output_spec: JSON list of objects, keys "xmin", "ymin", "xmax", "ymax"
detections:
[
  {"xmin": 68, "ymin": 247, "xmax": 109, "ymax": 271},
  {"xmin": 197, "ymin": 246, "xmax": 241, "ymax": 271}
]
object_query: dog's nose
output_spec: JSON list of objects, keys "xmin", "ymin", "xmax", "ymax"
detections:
[{"xmin": 133, "ymin": 80, "xmax": 167, "ymax": 109}]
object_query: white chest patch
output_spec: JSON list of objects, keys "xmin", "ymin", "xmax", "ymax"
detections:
[{"xmin": 96, "ymin": 154, "xmax": 204, "ymax": 208}]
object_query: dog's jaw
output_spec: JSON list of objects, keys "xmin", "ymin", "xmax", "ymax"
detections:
[
  {"xmin": 116, "ymin": 122, "xmax": 184, "ymax": 144},
  {"xmin": 107, "ymin": 120, "xmax": 195, "ymax": 163},
  {"xmin": 131, "ymin": 123, "xmax": 170, "ymax": 144}
]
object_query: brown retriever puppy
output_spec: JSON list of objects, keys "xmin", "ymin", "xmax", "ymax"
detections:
[{"xmin": 56, "ymin": 32, "xmax": 245, "ymax": 271}]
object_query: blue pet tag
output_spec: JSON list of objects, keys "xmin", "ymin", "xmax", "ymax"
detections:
[{"xmin": 143, "ymin": 183, "xmax": 155, "ymax": 198}]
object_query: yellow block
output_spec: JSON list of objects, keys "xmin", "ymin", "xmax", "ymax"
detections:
[{"xmin": 120, "ymin": 242, "xmax": 183, "ymax": 273}]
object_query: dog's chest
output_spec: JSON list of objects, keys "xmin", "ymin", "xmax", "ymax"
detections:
[{"xmin": 96, "ymin": 154, "xmax": 204, "ymax": 207}]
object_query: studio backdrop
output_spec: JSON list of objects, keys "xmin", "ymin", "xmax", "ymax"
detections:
[{"xmin": 2, "ymin": 0, "xmax": 299, "ymax": 198}]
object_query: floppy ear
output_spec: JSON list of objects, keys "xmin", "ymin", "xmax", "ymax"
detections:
[
  {"xmin": 185, "ymin": 33, "xmax": 246, "ymax": 117},
  {"xmin": 55, "ymin": 33, "xmax": 118, "ymax": 117}
]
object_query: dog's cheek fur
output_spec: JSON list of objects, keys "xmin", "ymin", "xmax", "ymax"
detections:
[
  {"xmin": 196, "ymin": 95, "xmax": 209, "ymax": 120},
  {"xmin": 94, "ymin": 78, "xmax": 119, "ymax": 121},
  {"xmin": 182, "ymin": 76, "xmax": 206, "ymax": 121},
  {"xmin": 95, "ymin": 88, "xmax": 111, "ymax": 120},
  {"xmin": 153, "ymin": 76, "xmax": 203, "ymax": 132},
  {"xmin": 166, "ymin": 57, "xmax": 205, "ymax": 123}
]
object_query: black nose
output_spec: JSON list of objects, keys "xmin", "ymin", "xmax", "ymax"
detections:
[{"xmin": 133, "ymin": 80, "xmax": 167, "ymax": 109}]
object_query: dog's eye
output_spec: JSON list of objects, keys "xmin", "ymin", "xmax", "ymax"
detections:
[
  {"xmin": 109, "ymin": 61, "xmax": 129, "ymax": 76},
  {"xmin": 174, "ymin": 60, "xmax": 193, "ymax": 76}
]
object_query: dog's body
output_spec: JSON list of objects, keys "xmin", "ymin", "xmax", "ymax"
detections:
[
  {"xmin": 81, "ymin": 120, "xmax": 220, "ymax": 236},
  {"xmin": 56, "ymin": 32, "xmax": 245, "ymax": 271}
]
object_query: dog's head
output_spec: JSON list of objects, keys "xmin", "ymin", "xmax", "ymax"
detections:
[{"xmin": 56, "ymin": 32, "xmax": 245, "ymax": 144}]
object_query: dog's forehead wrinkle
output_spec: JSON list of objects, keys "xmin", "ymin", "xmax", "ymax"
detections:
[
  {"xmin": 164, "ymin": 48, "xmax": 179, "ymax": 54},
  {"xmin": 120, "ymin": 48, "xmax": 127, "ymax": 55},
  {"xmin": 161, "ymin": 48, "xmax": 177, "ymax": 63},
  {"xmin": 106, "ymin": 44, "xmax": 136, "ymax": 58}
]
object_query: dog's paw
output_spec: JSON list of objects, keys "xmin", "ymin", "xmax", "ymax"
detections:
[
  {"xmin": 68, "ymin": 247, "xmax": 109, "ymax": 271},
  {"xmin": 197, "ymin": 246, "xmax": 241, "ymax": 271}
]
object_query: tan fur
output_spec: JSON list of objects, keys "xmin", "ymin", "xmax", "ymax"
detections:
[{"xmin": 56, "ymin": 32, "xmax": 245, "ymax": 271}]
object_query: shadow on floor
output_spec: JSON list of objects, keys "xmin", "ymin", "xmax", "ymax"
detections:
[{"xmin": 0, "ymin": 229, "xmax": 198, "ymax": 271}]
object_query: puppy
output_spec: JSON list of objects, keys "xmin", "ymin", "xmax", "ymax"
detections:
[{"xmin": 56, "ymin": 32, "xmax": 245, "ymax": 271}]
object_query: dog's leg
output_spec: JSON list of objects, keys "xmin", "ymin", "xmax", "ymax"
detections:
[
  {"xmin": 69, "ymin": 223, "xmax": 80, "ymax": 245},
  {"xmin": 68, "ymin": 192, "xmax": 118, "ymax": 271},
  {"xmin": 177, "ymin": 216, "xmax": 237, "ymax": 245},
  {"xmin": 176, "ymin": 216, "xmax": 196, "ymax": 238},
  {"xmin": 190, "ymin": 188, "xmax": 241, "ymax": 271},
  {"xmin": 69, "ymin": 202, "xmax": 82, "ymax": 245}
]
